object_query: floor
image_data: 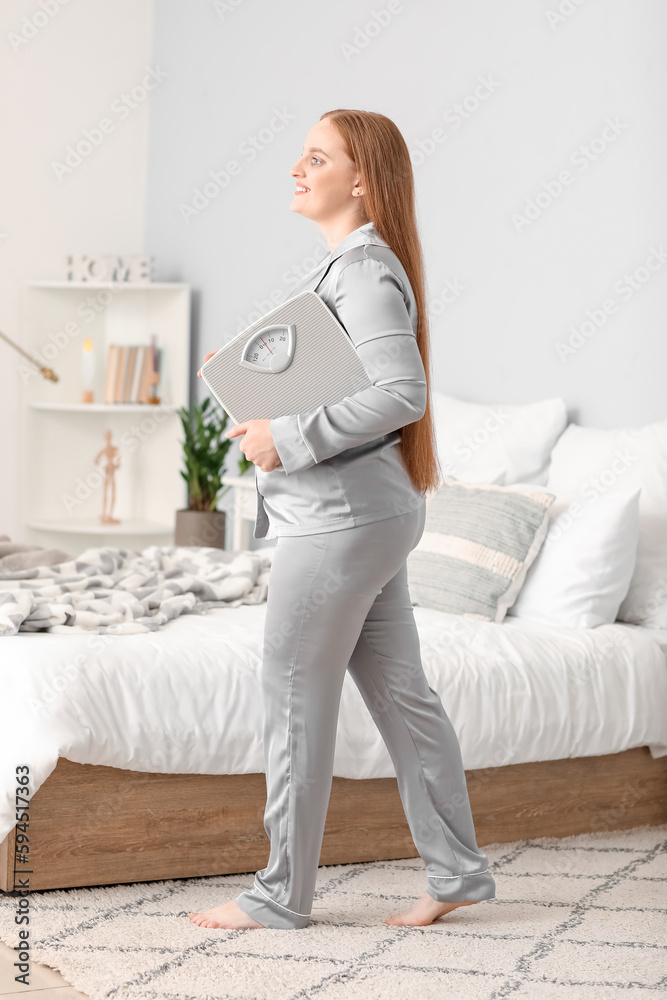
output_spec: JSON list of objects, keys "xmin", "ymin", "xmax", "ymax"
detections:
[{"xmin": 0, "ymin": 941, "xmax": 88, "ymax": 999}]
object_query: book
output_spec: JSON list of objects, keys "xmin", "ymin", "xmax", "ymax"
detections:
[
  {"xmin": 130, "ymin": 346, "xmax": 146, "ymax": 403},
  {"xmin": 139, "ymin": 347, "xmax": 153, "ymax": 403},
  {"xmin": 148, "ymin": 346, "xmax": 161, "ymax": 400},
  {"xmin": 126, "ymin": 349, "xmax": 136, "ymax": 402},
  {"xmin": 104, "ymin": 345, "xmax": 119, "ymax": 404},
  {"xmin": 123, "ymin": 346, "xmax": 137, "ymax": 402},
  {"xmin": 103, "ymin": 341, "xmax": 162, "ymax": 404},
  {"xmin": 114, "ymin": 346, "xmax": 128, "ymax": 403}
]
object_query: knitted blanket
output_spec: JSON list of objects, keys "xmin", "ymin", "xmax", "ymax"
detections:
[{"xmin": 0, "ymin": 544, "xmax": 273, "ymax": 636}]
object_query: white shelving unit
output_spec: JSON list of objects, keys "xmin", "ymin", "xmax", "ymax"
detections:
[{"xmin": 20, "ymin": 280, "xmax": 191, "ymax": 554}]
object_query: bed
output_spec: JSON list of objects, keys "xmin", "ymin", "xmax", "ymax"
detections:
[
  {"xmin": 1, "ymin": 601, "xmax": 666, "ymax": 892},
  {"xmin": 2, "ymin": 393, "xmax": 667, "ymax": 893}
]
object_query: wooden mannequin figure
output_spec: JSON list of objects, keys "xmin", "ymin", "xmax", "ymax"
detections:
[{"xmin": 95, "ymin": 429, "xmax": 121, "ymax": 525}]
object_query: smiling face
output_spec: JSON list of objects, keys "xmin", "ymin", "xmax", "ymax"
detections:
[{"xmin": 290, "ymin": 118, "xmax": 369, "ymax": 235}]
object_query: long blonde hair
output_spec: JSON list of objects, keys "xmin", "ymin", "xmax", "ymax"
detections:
[{"xmin": 321, "ymin": 108, "xmax": 441, "ymax": 496}]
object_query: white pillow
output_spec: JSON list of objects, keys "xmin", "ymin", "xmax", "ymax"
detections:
[
  {"xmin": 431, "ymin": 392, "xmax": 567, "ymax": 486},
  {"xmin": 545, "ymin": 420, "xmax": 667, "ymax": 628},
  {"xmin": 507, "ymin": 486, "xmax": 641, "ymax": 628}
]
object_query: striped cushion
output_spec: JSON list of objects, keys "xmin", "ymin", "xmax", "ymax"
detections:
[{"xmin": 407, "ymin": 476, "xmax": 556, "ymax": 623}]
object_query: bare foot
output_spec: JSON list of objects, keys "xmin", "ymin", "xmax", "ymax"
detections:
[
  {"xmin": 187, "ymin": 899, "xmax": 265, "ymax": 929},
  {"xmin": 384, "ymin": 890, "xmax": 478, "ymax": 926}
]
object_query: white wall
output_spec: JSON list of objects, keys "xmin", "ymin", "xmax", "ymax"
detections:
[
  {"xmin": 143, "ymin": 0, "xmax": 666, "ymax": 548},
  {"xmin": 0, "ymin": 0, "xmax": 154, "ymax": 542},
  {"xmin": 145, "ymin": 0, "xmax": 666, "ymax": 431}
]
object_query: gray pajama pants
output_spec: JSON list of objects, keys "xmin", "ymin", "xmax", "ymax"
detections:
[{"xmin": 235, "ymin": 499, "xmax": 496, "ymax": 928}]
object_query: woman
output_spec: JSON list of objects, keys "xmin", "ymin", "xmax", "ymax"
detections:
[{"xmin": 188, "ymin": 109, "xmax": 496, "ymax": 930}]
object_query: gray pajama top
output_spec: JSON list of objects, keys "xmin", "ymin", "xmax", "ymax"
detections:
[{"xmin": 253, "ymin": 221, "xmax": 428, "ymax": 539}]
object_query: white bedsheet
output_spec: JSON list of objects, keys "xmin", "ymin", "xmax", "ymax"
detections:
[{"xmin": 1, "ymin": 604, "xmax": 666, "ymax": 845}]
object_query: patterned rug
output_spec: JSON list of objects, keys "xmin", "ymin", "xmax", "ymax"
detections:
[{"xmin": 0, "ymin": 822, "xmax": 664, "ymax": 1000}]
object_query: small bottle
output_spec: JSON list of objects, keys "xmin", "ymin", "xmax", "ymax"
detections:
[{"xmin": 82, "ymin": 337, "xmax": 95, "ymax": 403}]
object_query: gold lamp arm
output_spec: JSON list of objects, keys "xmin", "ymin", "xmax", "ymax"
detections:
[{"xmin": 0, "ymin": 329, "xmax": 58, "ymax": 382}]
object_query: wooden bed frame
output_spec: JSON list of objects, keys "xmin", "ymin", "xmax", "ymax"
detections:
[{"xmin": 2, "ymin": 746, "xmax": 666, "ymax": 893}]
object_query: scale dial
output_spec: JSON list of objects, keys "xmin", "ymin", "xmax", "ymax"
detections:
[{"xmin": 239, "ymin": 323, "xmax": 296, "ymax": 373}]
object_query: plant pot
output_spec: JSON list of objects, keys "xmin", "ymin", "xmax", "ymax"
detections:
[{"xmin": 174, "ymin": 509, "xmax": 226, "ymax": 549}]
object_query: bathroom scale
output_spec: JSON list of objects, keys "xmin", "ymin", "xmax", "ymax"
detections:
[{"xmin": 199, "ymin": 290, "xmax": 372, "ymax": 428}]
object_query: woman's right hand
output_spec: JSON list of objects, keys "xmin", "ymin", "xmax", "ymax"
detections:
[{"xmin": 197, "ymin": 352, "xmax": 217, "ymax": 378}]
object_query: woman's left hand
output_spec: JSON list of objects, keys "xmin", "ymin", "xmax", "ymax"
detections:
[{"xmin": 226, "ymin": 419, "xmax": 282, "ymax": 472}]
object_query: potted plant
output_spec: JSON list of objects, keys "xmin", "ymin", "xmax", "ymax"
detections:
[{"xmin": 175, "ymin": 395, "xmax": 253, "ymax": 548}]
